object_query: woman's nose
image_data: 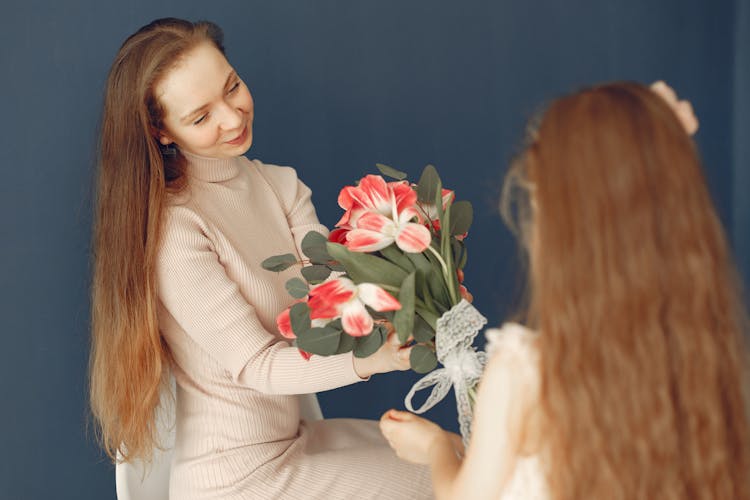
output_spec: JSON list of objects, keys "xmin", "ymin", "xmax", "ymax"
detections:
[{"xmin": 218, "ymin": 101, "xmax": 243, "ymax": 130}]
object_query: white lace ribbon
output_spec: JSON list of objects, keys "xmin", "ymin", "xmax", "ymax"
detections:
[{"xmin": 404, "ymin": 299, "xmax": 487, "ymax": 444}]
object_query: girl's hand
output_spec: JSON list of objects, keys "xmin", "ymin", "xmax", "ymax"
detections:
[
  {"xmin": 650, "ymin": 81, "xmax": 699, "ymax": 135},
  {"xmin": 379, "ymin": 409, "xmax": 454, "ymax": 465},
  {"xmin": 353, "ymin": 329, "xmax": 412, "ymax": 378}
]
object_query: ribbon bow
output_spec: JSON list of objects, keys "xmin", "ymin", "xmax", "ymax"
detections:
[{"xmin": 404, "ymin": 299, "xmax": 487, "ymax": 444}]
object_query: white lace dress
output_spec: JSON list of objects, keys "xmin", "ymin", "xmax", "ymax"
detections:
[{"xmin": 484, "ymin": 324, "xmax": 549, "ymax": 500}]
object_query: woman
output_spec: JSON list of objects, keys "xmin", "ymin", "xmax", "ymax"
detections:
[
  {"xmin": 89, "ymin": 18, "xmax": 432, "ymax": 499},
  {"xmin": 380, "ymin": 82, "xmax": 750, "ymax": 499}
]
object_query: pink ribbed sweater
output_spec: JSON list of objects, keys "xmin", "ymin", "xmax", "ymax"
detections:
[{"xmin": 156, "ymin": 151, "xmax": 432, "ymax": 499}]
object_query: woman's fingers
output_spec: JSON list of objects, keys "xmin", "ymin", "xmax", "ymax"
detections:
[{"xmin": 649, "ymin": 80, "xmax": 699, "ymax": 135}]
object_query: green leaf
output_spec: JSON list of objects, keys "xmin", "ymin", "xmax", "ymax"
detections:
[
  {"xmin": 449, "ymin": 200, "xmax": 473, "ymax": 236},
  {"xmin": 285, "ymin": 278, "xmax": 309, "ymax": 299},
  {"xmin": 393, "ymin": 273, "xmax": 415, "ymax": 343},
  {"xmin": 412, "ymin": 314, "xmax": 435, "ymax": 343},
  {"xmin": 335, "ymin": 328, "xmax": 356, "ymax": 354},
  {"xmin": 376, "ymin": 163, "xmax": 408, "ymax": 180},
  {"xmin": 327, "ymin": 262, "xmax": 346, "ymax": 272},
  {"xmin": 416, "ymin": 165, "xmax": 441, "ymax": 205},
  {"xmin": 415, "ymin": 306, "xmax": 439, "ymax": 330},
  {"xmin": 326, "ymin": 243, "xmax": 407, "ymax": 288},
  {"xmin": 451, "ymin": 239, "xmax": 467, "ymax": 270},
  {"xmin": 379, "ymin": 244, "xmax": 416, "ymax": 272},
  {"xmin": 410, "ymin": 344, "xmax": 438, "ymax": 374},
  {"xmin": 301, "ymin": 264, "xmax": 332, "ymax": 284},
  {"xmin": 353, "ymin": 325, "xmax": 386, "ymax": 358},
  {"xmin": 301, "ymin": 231, "xmax": 333, "ymax": 264},
  {"xmin": 420, "ymin": 247, "xmax": 450, "ymax": 310},
  {"xmin": 290, "ymin": 302, "xmax": 311, "ymax": 335},
  {"xmin": 296, "ymin": 325, "xmax": 341, "ymax": 356},
  {"xmin": 434, "ymin": 177, "xmax": 445, "ymax": 222},
  {"xmin": 261, "ymin": 253, "xmax": 298, "ymax": 272}
]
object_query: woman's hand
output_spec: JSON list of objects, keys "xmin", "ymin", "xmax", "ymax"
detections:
[
  {"xmin": 650, "ymin": 80, "xmax": 699, "ymax": 135},
  {"xmin": 352, "ymin": 329, "xmax": 412, "ymax": 378},
  {"xmin": 379, "ymin": 409, "xmax": 456, "ymax": 465}
]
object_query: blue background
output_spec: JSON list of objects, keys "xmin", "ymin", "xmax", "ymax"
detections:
[{"xmin": 1, "ymin": 1, "xmax": 747, "ymax": 498}]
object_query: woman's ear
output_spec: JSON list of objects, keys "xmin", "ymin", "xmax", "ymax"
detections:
[{"xmin": 158, "ymin": 133, "xmax": 174, "ymax": 146}]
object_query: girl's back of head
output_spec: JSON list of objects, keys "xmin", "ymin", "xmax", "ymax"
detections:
[{"xmin": 505, "ymin": 82, "xmax": 750, "ymax": 499}]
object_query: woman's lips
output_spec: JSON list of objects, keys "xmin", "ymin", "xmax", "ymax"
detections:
[{"xmin": 226, "ymin": 125, "xmax": 248, "ymax": 145}]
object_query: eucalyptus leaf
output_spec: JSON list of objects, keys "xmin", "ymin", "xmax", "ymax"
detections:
[
  {"xmin": 261, "ymin": 253, "xmax": 298, "ymax": 272},
  {"xmin": 376, "ymin": 163, "xmax": 408, "ymax": 180},
  {"xmin": 449, "ymin": 200, "xmax": 473, "ymax": 236},
  {"xmin": 410, "ymin": 344, "xmax": 438, "ymax": 374},
  {"xmin": 353, "ymin": 325, "xmax": 386, "ymax": 358},
  {"xmin": 301, "ymin": 231, "xmax": 332, "ymax": 264},
  {"xmin": 301, "ymin": 264, "xmax": 332, "ymax": 284},
  {"xmin": 296, "ymin": 325, "xmax": 341, "ymax": 356},
  {"xmin": 416, "ymin": 165, "xmax": 441, "ymax": 205},
  {"xmin": 393, "ymin": 273, "xmax": 415, "ymax": 344},
  {"xmin": 326, "ymin": 243, "xmax": 407, "ymax": 288},
  {"xmin": 335, "ymin": 329, "xmax": 356, "ymax": 354},
  {"xmin": 289, "ymin": 302, "xmax": 311, "ymax": 335},
  {"xmin": 285, "ymin": 278, "xmax": 309, "ymax": 299}
]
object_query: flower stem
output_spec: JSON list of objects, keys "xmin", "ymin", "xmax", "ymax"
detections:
[{"xmin": 426, "ymin": 244, "xmax": 458, "ymax": 305}]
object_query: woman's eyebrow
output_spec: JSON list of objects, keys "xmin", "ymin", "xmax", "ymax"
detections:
[{"xmin": 179, "ymin": 70, "xmax": 238, "ymax": 123}]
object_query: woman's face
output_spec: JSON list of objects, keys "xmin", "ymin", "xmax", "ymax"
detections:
[{"xmin": 155, "ymin": 41, "xmax": 254, "ymax": 159}]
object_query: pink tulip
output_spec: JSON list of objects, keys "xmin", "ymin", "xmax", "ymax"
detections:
[
  {"xmin": 337, "ymin": 176, "xmax": 417, "ymax": 225},
  {"xmin": 334, "ymin": 175, "xmax": 431, "ymax": 253},
  {"xmin": 346, "ymin": 210, "xmax": 431, "ymax": 253},
  {"xmin": 276, "ymin": 306, "xmax": 295, "ymax": 339},
  {"xmin": 328, "ymin": 227, "xmax": 349, "ymax": 245},
  {"xmin": 309, "ymin": 277, "xmax": 401, "ymax": 337},
  {"xmin": 415, "ymin": 188, "xmax": 454, "ymax": 230}
]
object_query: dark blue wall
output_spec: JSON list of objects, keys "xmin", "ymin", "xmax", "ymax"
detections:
[
  {"xmin": 734, "ymin": 0, "xmax": 750, "ymax": 295},
  {"xmin": 0, "ymin": 1, "xmax": 742, "ymax": 498}
]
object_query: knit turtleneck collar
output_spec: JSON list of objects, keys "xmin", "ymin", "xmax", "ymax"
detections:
[{"xmin": 181, "ymin": 149, "xmax": 243, "ymax": 182}]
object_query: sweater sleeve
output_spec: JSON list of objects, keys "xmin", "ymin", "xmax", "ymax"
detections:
[
  {"xmin": 253, "ymin": 161, "xmax": 330, "ymax": 256},
  {"xmin": 157, "ymin": 205, "xmax": 364, "ymax": 395}
]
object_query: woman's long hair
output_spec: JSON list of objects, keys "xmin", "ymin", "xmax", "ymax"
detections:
[
  {"xmin": 90, "ymin": 18, "xmax": 225, "ymax": 463},
  {"xmin": 503, "ymin": 82, "xmax": 750, "ymax": 499}
]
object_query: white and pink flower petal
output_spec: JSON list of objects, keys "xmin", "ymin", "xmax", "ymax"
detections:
[
  {"xmin": 346, "ymin": 228, "xmax": 394, "ymax": 252},
  {"xmin": 308, "ymin": 279, "xmax": 355, "ymax": 318},
  {"xmin": 357, "ymin": 283, "xmax": 401, "ymax": 312},
  {"xmin": 355, "ymin": 175, "xmax": 392, "ymax": 214},
  {"xmin": 276, "ymin": 307, "xmax": 295, "ymax": 339},
  {"xmin": 395, "ymin": 222, "xmax": 432, "ymax": 253},
  {"xmin": 341, "ymin": 300, "xmax": 374, "ymax": 337},
  {"xmin": 356, "ymin": 212, "xmax": 396, "ymax": 233}
]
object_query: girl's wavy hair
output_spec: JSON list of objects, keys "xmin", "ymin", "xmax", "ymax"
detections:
[
  {"xmin": 501, "ymin": 81, "xmax": 750, "ymax": 499},
  {"xmin": 90, "ymin": 18, "xmax": 225, "ymax": 463}
]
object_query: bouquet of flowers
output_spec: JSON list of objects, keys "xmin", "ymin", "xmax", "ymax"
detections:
[
  {"xmin": 263, "ymin": 164, "xmax": 488, "ymax": 442},
  {"xmin": 262, "ymin": 164, "xmax": 472, "ymax": 373}
]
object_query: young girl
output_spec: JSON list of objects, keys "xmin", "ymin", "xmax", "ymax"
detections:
[
  {"xmin": 89, "ymin": 18, "xmax": 431, "ymax": 499},
  {"xmin": 380, "ymin": 82, "xmax": 750, "ymax": 499}
]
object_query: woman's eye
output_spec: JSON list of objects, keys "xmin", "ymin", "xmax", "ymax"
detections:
[
  {"xmin": 193, "ymin": 114, "xmax": 208, "ymax": 126},
  {"xmin": 229, "ymin": 81, "xmax": 240, "ymax": 93}
]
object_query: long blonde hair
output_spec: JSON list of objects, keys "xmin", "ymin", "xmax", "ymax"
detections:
[
  {"xmin": 503, "ymin": 82, "xmax": 750, "ymax": 499},
  {"xmin": 90, "ymin": 18, "xmax": 224, "ymax": 463}
]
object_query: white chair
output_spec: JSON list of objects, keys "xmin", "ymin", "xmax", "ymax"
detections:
[{"xmin": 115, "ymin": 378, "xmax": 324, "ymax": 500}]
